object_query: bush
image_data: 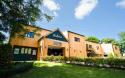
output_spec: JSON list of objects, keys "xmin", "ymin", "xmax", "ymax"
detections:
[
  {"xmin": 0, "ymin": 43, "xmax": 12, "ymax": 69},
  {"xmin": 43, "ymin": 56, "xmax": 84, "ymax": 63},
  {"xmin": 43, "ymin": 56, "xmax": 125, "ymax": 69},
  {"xmin": 0, "ymin": 62, "xmax": 33, "ymax": 78},
  {"xmin": 84, "ymin": 58, "xmax": 125, "ymax": 68},
  {"xmin": 43, "ymin": 56, "xmax": 66, "ymax": 62},
  {"xmin": 86, "ymin": 36, "xmax": 100, "ymax": 43}
]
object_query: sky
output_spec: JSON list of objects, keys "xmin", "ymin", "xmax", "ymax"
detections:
[{"xmin": 36, "ymin": 0, "xmax": 125, "ymax": 40}]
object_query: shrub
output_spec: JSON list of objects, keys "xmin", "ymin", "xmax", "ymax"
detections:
[
  {"xmin": 0, "ymin": 62, "xmax": 33, "ymax": 78},
  {"xmin": 43, "ymin": 56, "xmax": 66, "ymax": 62},
  {"xmin": 43, "ymin": 56, "xmax": 54, "ymax": 61},
  {"xmin": 95, "ymin": 58, "xmax": 104, "ymax": 66},
  {"xmin": 43, "ymin": 56, "xmax": 125, "ymax": 69},
  {"xmin": 86, "ymin": 36, "xmax": 100, "ymax": 43},
  {"xmin": 0, "ymin": 43, "xmax": 12, "ymax": 69}
]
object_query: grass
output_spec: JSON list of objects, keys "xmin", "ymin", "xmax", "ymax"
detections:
[{"xmin": 12, "ymin": 61, "xmax": 125, "ymax": 78}]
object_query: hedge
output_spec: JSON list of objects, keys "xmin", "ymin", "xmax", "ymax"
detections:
[
  {"xmin": 0, "ymin": 62, "xmax": 33, "ymax": 78},
  {"xmin": 43, "ymin": 56, "xmax": 125, "ymax": 69}
]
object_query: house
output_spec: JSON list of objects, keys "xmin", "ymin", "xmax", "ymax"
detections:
[{"xmin": 10, "ymin": 25, "xmax": 121, "ymax": 61}]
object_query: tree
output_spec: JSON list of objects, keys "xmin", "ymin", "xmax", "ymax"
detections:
[
  {"xmin": 0, "ymin": 0, "xmax": 52, "ymax": 40},
  {"xmin": 119, "ymin": 32, "xmax": 125, "ymax": 53},
  {"xmin": 0, "ymin": 32, "xmax": 6, "ymax": 44},
  {"xmin": 101, "ymin": 38, "xmax": 119, "ymax": 45},
  {"xmin": 86, "ymin": 36, "xmax": 100, "ymax": 43},
  {"xmin": 0, "ymin": 0, "xmax": 53, "ymax": 68}
]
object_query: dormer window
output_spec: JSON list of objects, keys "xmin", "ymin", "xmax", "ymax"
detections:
[{"xmin": 25, "ymin": 32, "xmax": 34, "ymax": 38}]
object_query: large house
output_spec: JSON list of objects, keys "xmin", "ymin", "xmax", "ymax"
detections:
[{"xmin": 10, "ymin": 25, "xmax": 121, "ymax": 61}]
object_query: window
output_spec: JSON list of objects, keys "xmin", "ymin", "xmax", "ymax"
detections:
[
  {"xmin": 25, "ymin": 48, "xmax": 28, "ymax": 54},
  {"xmin": 25, "ymin": 32, "xmax": 34, "ymax": 38},
  {"xmin": 21, "ymin": 48, "xmax": 25, "ymax": 54},
  {"xmin": 32, "ymin": 50, "xmax": 36, "ymax": 55},
  {"xmin": 14, "ymin": 48, "xmax": 20, "ymax": 54},
  {"xmin": 89, "ymin": 45, "xmax": 92, "ymax": 48},
  {"xmin": 74, "ymin": 37, "xmax": 80, "ymax": 42},
  {"xmin": 28, "ymin": 48, "xmax": 32, "ymax": 54}
]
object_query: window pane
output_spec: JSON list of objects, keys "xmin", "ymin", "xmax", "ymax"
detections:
[
  {"xmin": 28, "ymin": 34, "xmax": 30, "ymax": 37},
  {"xmin": 25, "ymin": 33, "xmax": 27, "ymax": 37},
  {"xmin": 32, "ymin": 50, "xmax": 36, "ymax": 55},
  {"xmin": 25, "ymin": 48, "xmax": 28, "ymax": 54},
  {"xmin": 74, "ymin": 37, "xmax": 80, "ymax": 42},
  {"xmin": 28, "ymin": 48, "xmax": 31, "ymax": 54},
  {"xmin": 30, "ymin": 32, "xmax": 34, "ymax": 38},
  {"xmin": 25, "ymin": 32, "xmax": 34, "ymax": 38},
  {"xmin": 21, "ymin": 48, "xmax": 25, "ymax": 54},
  {"xmin": 14, "ymin": 48, "xmax": 20, "ymax": 54},
  {"xmin": 89, "ymin": 45, "xmax": 92, "ymax": 48}
]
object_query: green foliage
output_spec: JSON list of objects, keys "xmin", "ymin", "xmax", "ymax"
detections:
[
  {"xmin": 86, "ymin": 36, "xmax": 100, "ymax": 43},
  {"xmin": 43, "ymin": 56, "xmax": 125, "ymax": 68},
  {"xmin": 101, "ymin": 38, "xmax": 119, "ymax": 45},
  {"xmin": 43, "ymin": 56, "xmax": 85, "ymax": 63},
  {"xmin": 119, "ymin": 32, "xmax": 125, "ymax": 41},
  {"xmin": 43, "ymin": 56, "xmax": 66, "ymax": 62},
  {"xmin": 12, "ymin": 62, "xmax": 125, "ymax": 78},
  {"xmin": 0, "ymin": 32, "xmax": 6, "ymax": 44},
  {"xmin": 0, "ymin": 62, "xmax": 33, "ymax": 78},
  {"xmin": 84, "ymin": 58, "xmax": 125, "ymax": 67},
  {"xmin": 84, "ymin": 57, "xmax": 95, "ymax": 65},
  {"xmin": 108, "ymin": 53, "xmax": 115, "ymax": 58},
  {"xmin": 0, "ymin": 0, "xmax": 52, "ymax": 39},
  {"xmin": 108, "ymin": 52, "xmax": 120, "ymax": 58},
  {"xmin": 0, "ymin": 43, "xmax": 12, "ymax": 69},
  {"xmin": 119, "ymin": 32, "xmax": 125, "ymax": 53}
]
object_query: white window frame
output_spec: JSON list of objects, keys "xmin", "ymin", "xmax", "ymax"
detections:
[
  {"xmin": 21, "ymin": 48, "xmax": 25, "ymax": 54},
  {"xmin": 32, "ymin": 50, "xmax": 36, "ymax": 55},
  {"xmin": 28, "ymin": 48, "xmax": 32, "ymax": 54},
  {"xmin": 25, "ymin": 48, "xmax": 28, "ymax": 54},
  {"xmin": 14, "ymin": 48, "xmax": 20, "ymax": 54}
]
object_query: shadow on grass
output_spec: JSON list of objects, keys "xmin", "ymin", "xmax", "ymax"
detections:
[{"xmin": 12, "ymin": 62, "xmax": 125, "ymax": 78}]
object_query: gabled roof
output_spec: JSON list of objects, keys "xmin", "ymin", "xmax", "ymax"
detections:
[
  {"xmin": 67, "ymin": 31, "xmax": 85, "ymax": 37},
  {"xmin": 39, "ymin": 28, "xmax": 68, "ymax": 42},
  {"xmin": 27, "ymin": 25, "xmax": 52, "ymax": 32}
]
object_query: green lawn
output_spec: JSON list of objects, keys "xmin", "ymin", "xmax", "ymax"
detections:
[{"xmin": 12, "ymin": 61, "xmax": 125, "ymax": 78}]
